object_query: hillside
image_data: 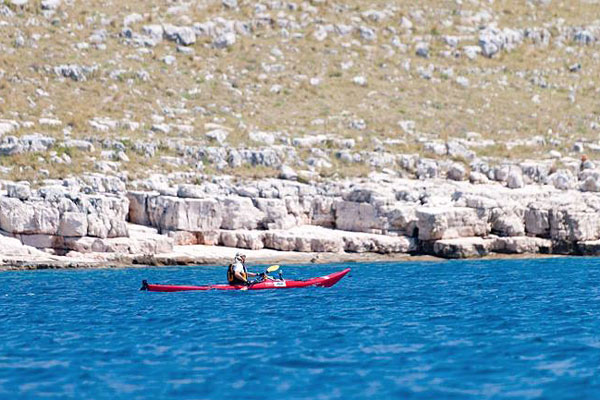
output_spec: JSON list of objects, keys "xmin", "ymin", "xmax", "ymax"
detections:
[{"xmin": 0, "ymin": 0, "xmax": 599, "ymax": 185}]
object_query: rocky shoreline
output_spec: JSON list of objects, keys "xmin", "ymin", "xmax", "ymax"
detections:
[{"xmin": 2, "ymin": 170, "xmax": 600, "ymax": 270}]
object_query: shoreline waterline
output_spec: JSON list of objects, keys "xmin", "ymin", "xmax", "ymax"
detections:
[{"xmin": 0, "ymin": 246, "xmax": 568, "ymax": 272}]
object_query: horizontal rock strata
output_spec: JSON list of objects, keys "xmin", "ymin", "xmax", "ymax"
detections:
[{"xmin": 4, "ymin": 174, "xmax": 600, "ymax": 263}]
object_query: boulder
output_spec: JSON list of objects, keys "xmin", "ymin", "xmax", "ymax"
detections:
[
  {"xmin": 64, "ymin": 139, "xmax": 94, "ymax": 152},
  {"xmin": 310, "ymin": 196, "xmax": 336, "ymax": 227},
  {"xmin": 254, "ymin": 198, "xmax": 297, "ymax": 230},
  {"xmin": 219, "ymin": 230, "xmax": 265, "ymax": 250},
  {"xmin": 167, "ymin": 230, "xmax": 198, "ymax": 245},
  {"xmin": 342, "ymin": 232, "xmax": 417, "ymax": 254},
  {"xmin": 524, "ymin": 205, "xmax": 550, "ymax": 237},
  {"xmin": 490, "ymin": 208, "xmax": 525, "ymax": 236},
  {"xmin": 0, "ymin": 197, "xmax": 59, "ymax": 235},
  {"xmin": 220, "ymin": 196, "xmax": 264, "ymax": 230},
  {"xmin": 432, "ymin": 237, "xmax": 494, "ymax": 258},
  {"xmin": 469, "ymin": 171, "xmax": 489, "ymax": 184},
  {"xmin": 126, "ymin": 191, "xmax": 158, "ymax": 226},
  {"xmin": 85, "ymin": 195, "xmax": 129, "ymax": 238},
  {"xmin": 0, "ymin": 120, "xmax": 19, "ymax": 136},
  {"xmin": 506, "ymin": 169, "xmax": 525, "ymax": 189},
  {"xmin": 577, "ymin": 240, "xmax": 600, "ymax": 256},
  {"xmin": 549, "ymin": 208, "xmax": 600, "ymax": 242},
  {"xmin": 416, "ymin": 207, "xmax": 489, "ymax": 241},
  {"xmin": 213, "ymin": 32, "xmax": 236, "ymax": 49},
  {"xmin": 196, "ymin": 230, "xmax": 220, "ymax": 245},
  {"xmin": 579, "ymin": 170, "xmax": 600, "ymax": 192},
  {"xmin": 67, "ymin": 224, "xmax": 174, "ymax": 254},
  {"xmin": 82, "ymin": 174, "xmax": 126, "ymax": 194},
  {"xmin": 58, "ymin": 212, "xmax": 88, "ymax": 237},
  {"xmin": 147, "ymin": 196, "xmax": 222, "ymax": 232},
  {"xmin": 63, "ymin": 236, "xmax": 99, "ymax": 253},
  {"xmin": 335, "ymin": 200, "xmax": 386, "ymax": 233},
  {"xmin": 549, "ymin": 171, "xmax": 573, "ymax": 190},
  {"xmin": 379, "ymin": 204, "xmax": 418, "ymax": 236},
  {"xmin": 6, "ymin": 182, "xmax": 31, "ymax": 200},
  {"xmin": 279, "ymin": 165, "xmax": 298, "ymax": 181},
  {"xmin": 447, "ymin": 163, "xmax": 467, "ymax": 181},
  {"xmin": 492, "ymin": 236, "xmax": 552, "ymax": 254},
  {"xmin": 0, "ymin": 234, "xmax": 47, "ymax": 257},
  {"xmin": 39, "ymin": 186, "xmax": 67, "ymax": 203},
  {"xmin": 446, "ymin": 141, "xmax": 475, "ymax": 160},
  {"xmin": 177, "ymin": 185, "xmax": 206, "ymax": 199},
  {"xmin": 416, "ymin": 159, "xmax": 439, "ymax": 179},
  {"xmin": 20, "ymin": 234, "xmax": 64, "ymax": 249},
  {"xmin": 581, "ymin": 176, "xmax": 600, "ymax": 192},
  {"xmin": 163, "ymin": 25, "xmax": 196, "ymax": 46}
]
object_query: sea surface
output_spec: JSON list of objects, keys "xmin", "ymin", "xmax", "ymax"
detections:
[{"xmin": 1, "ymin": 258, "xmax": 600, "ymax": 399}]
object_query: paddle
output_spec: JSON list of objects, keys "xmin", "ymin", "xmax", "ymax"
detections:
[
  {"xmin": 266, "ymin": 265, "xmax": 280, "ymax": 273},
  {"xmin": 241, "ymin": 265, "xmax": 281, "ymax": 290}
]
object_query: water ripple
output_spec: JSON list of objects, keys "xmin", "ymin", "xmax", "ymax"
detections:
[{"xmin": 1, "ymin": 259, "xmax": 600, "ymax": 398}]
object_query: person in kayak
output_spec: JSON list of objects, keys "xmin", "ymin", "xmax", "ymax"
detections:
[{"xmin": 227, "ymin": 252, "xmax": 262, "ymax": 285}]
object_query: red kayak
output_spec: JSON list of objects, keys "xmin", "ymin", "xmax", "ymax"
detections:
[{"xmin": 141, "ymin": 268, "xmax": 351, "ymax": 292}]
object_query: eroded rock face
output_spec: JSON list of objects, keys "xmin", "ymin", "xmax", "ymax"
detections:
[
  {"xmin": 6, "ymin": 182, "xmax": 31, "ymax": 200},
  {"xmin": 342, "ymin": 232, "xmax": 417, "ymax": 254},
  {"xmin": 0, "ymin": 185, "xmax": 130, "ymax": 250},
  {"xmin": 549, "ymin": 208, "xmax": 600, "ymax": 242},
  {"xmin": 490, "ymin": 208, "xmax": 525, "ymax": 237},
  {"xmin": 263, "ymin": 229, "xmax": 344, "ymax": 253},
  {"xmin": 64, "ymin": 235, "xmax": 173, "ymax": 254},
  {"xmin": 146, "ymin": 196, "xmax": 222, "ymax": 232},
  {"xmin": 0, "ymin": 234, "xmax": 47, "ymax": 257},
  {"xmin": 432, "ymin": 237, "xmax": 493, "ymax": 258},
  {"xmin": 0, "ymin": 197, "xmax": 59, "ymax": 235},
  {"xmin": 6, "ymin": 171, "xmax": 600, "ymax": 261},
  {"xmin": 167, "ymin": 230, "xmax": 198, "ymax": 246},
  {"xmin": 416, "ymin": 207, "xmax": 489, "ymax": 241},
  {"xmin": 58, "ymin": 212, "xmax": 88, "ymax": 237},
  {"xmin": 127, "ymin": 191, "xmax": 157, "ymax": 226},
  {"xmin": 380, "ymin": 204, "xmax": 418, "ymax": 236},
  {"xmin": 335, "ymin": 200, "xmax": 385, "ymax": 233},
  {"xmin": 310, "ymin": 196, "xmax": 336, "ymax": 228},
  {"xmin": 254, "ymin": 198, "xmax": 298, "ymax": 230},
  {"xmin": 525, "ymin": 206, "xmax": 550, "ymax": 237},
  {"xmin": 86, "ymin": 195, "xmax": 129, "ymax": 238},
  {"xmin": 220, "ymin": 196, "xmax": 264, "ymax": 230},
  {"xmin": 493, "ymin": 236, "xmax": 552, "ymax": 254},
  {"xmin": 114, "ymin": 174, "xmax": 600, "ymax": 259},
  {"xmin": 220, "ymin": 230, "xmax": 265, "ymax": 250}
]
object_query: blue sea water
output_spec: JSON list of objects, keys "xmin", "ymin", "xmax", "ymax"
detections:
[{"xmin": 1, "ymin": 258, "xmax": 600, "ymax": 399}]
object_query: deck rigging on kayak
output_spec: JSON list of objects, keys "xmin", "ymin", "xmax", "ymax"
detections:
[{"xmin": 140, "ymin": 268, "xmax": 351, "ymax": 292}]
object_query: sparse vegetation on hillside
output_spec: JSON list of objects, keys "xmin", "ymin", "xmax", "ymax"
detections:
[{"xmin": 0, "ymin": 0, "xmax": 599, "ymax": 183}]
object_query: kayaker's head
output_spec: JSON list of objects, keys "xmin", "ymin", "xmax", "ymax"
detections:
[{"xmin": 235, "ymin": 252, "xmax": 246, "ymax": 263}]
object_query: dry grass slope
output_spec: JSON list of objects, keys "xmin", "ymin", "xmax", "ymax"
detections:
[{"xmin": 0, "ymin": 0, "xmax": 599, "ymax": 182}]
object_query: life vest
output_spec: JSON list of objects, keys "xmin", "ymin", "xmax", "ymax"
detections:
[{"xmin": 227, "ymin": 262, "xmax": 247, "ymax": 284}]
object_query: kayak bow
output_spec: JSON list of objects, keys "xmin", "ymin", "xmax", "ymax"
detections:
[{"xmin": 141, "ymin": 268, "xmax": 351, "ymax": 292}]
